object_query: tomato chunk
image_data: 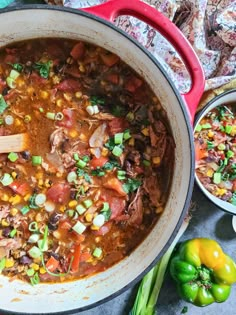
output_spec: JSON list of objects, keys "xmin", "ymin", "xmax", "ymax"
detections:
[
  {"xmin": 70, "ymin": 42, "xmax": 85, "ymax": 60},
  {"xmin": 108, "ymin": 118, "xmax": 129, "ymax": 136},
  {"xmin": 100, "ymin": 53, "xmax": 119, "ymax": 67},
  {"xmin": 46, "ymin": 256, "xmax": 59, "ymax": 272},
  {"xmin": 56, "ymin": 79, "xmax": 81, "ymax": 92},
  {"xmin": 90, "ymin": 156, "xmax": 109, "ymax": 169},
  {"xmin": 8, "ymin": 181, "xmax": 31, "ymax": 196},
  {"xmin": 57, "ymin": 109, "xmax": 75, "ymax": 128},
  {"xmin": 70, "ymin": 244, "xmax": 81, "ymax": 273},
  {"xmin": 46, "ymin": 183, "xmax": 70, "ymax": 204},
  {"xmin": 103, "ymin": 178, "xmax": 127, "ymax": 196}
]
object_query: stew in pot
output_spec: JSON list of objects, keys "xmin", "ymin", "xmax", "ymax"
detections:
[{"xmin": 0, "ymin": 38, "xmax": 175, "ymax": 284}]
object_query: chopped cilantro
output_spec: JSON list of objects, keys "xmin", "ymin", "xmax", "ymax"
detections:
[
  {"xmin": 207, "ymin": 140, "xmax": 214, "ymax": 150},
  {"xmin": 29, "ymin": 194, "xmax": 39, "ymax": 209},
  {"xmin": 0, "ymin": 94, "xmax": 8, "ymax": 114},
  {"xmin": 111, "ymin": 104, "xmax": 126, "ymax": 117},
  {"xmin": 101, "ymin": 208, "xmax": 111, "ymax": 221},
  {"xmin": 33, "ymin": 61, "xmax": 52, "ymax": 79},
  {"xmin": 123, "ymin": 178, "xmax": 141, "ymax": 194},
  {"xmin": 9, "ymin": 63, "xmax": 23, "ymax": 72},
  {"xmin": 105, "ymin": 137, "xmax": 116, "ymax": 151},
  {"xmin": 90, "ymin": 96, "xmax": 105, "ymax": 106},
  {"xmin": 76, "ymin": 168, "xmax": 91, "ymax": 183}
]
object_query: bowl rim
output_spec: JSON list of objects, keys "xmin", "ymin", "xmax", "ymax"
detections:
[{"xmin": 194, "ymin": 88, "xmax": 236, "ymax": 215}]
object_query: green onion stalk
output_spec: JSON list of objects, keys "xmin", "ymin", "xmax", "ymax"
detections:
[{"xmin": 129, "ymin": 215, "xmax": 190, "ymax": 315}]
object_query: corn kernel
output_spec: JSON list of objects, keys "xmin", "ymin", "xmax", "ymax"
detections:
[
  {"xmin": 27, "ymin": 87, "xmax": 35, "ymax": 95},
  {"xmin": 52, "ymin": 75, "xmax": 60, "ymax": 85},
  {"xmin": 95, "ymin": 237, "xmax": 101, "ymax": 243},
  {"xmin": 56, "ymin": 172, "xmax": 63, "ymax": 178},
  {"xmin": 141, "ymin": 127, "xmax": 149, "ymax": 136},
  {"xmin": 35, "ymin": 172, "xmax": 43, "ymax": 180},
  {"xmin": 79, "ymin": 133, "xmax": 86, "ymax": 141},
  {"xmin": 5, "ymin": 258, "xmax": 14, "ymax": 268},
  {"xmin": 156, "ymin": 206, "xmax": 164, "ymax": 214},
  {"xmin": 85, "ymin": 213, "xmax": 93, "ymax": 222},
  {"xmin": 30, "ymin": 263, "xmax": 39, "ymax": 271},
  {"xmin": 38, "ymin": 179, "xmax": 44, "ymax": 187},
  {"xmin": 152, "ymin": 156, "xmax": 161, "ymax": 165},
  {"xmin": 44, "ymin": 179, "xmax": 52, "ymax": 188},
  {"xmin": 101, "ymin": 147, "xmax": 109, "ymax": 157},
  {"xmin": 90, "ymin": 224, "xmax": 99, "ymax": 231},
  {"xmin": 63, "ymin": 93, "xmax": 72, "ymax": 102},
  {"xmin": 24, "ymin": 193, "xmax": 31, "ymax": 202},
  {"xmin": 1, "ymin": 219, "xmax": 9, "ymax": 227},
  {"xmin": 10, "ymin": 208, "xmax": 18, "ymax": 216},
  {"xmin": 68, "ymin": 200, "xmax": 77, "ymax": 208},
  {"xmin": 11, "ymin": 171, "xmax": 17, "ymax": 179},
  {"xmin": 208, "ymin": 131, "xmax": 214, "ymax": 138},
  {"xmin": 206, "ymin": 169, "xmax": 214, "ymax": 177},
  {"xmin": 14, "ymin": 118, "xmax": 22, "ymax": 127},
  {"xmin": 9, "ymin": 195, "xmax": 21, "ymax": 205},
  {"xmin": 35, "ymin": 213, "xmax": 43, "ymax": 222},
  {"xmin": 128, "ymin": 138, "xmax": 135, "ymax": 146},
  {"xmin": 59, "ymin": 205, "xmax": 66, "ymax": 212},
  {"xmin": 17, "ymin": 78, "xmax": 25, "ymax": 88},
  {"xmin": 39, "ymin": 267, "xmax": 47, "ymax": 274},
  {"xmin": 56, "ymin": 99, "xmax": 63, "ymax": 107},
  {"xmin": 218, "ymin": 189, "xmax": 227, "ymax": 196},
  {"xmin": 69, "ymin": 129, "xmax": 78, "ymax": 138},
  {"xmin": 75, "ymin": 91, "xmax": 82, "ymax": 99},
  {"xmin": 79, "ymin": 64, "xmax": 85, "ymax": 73},
  {"xmin": 1, "ymin": 193, "xmax": 9, "ymax": 202}
]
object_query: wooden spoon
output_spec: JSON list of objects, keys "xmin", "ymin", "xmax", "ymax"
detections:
[{"xmin": 0, "ymin": 133, "xmax": 29, "ymax": 153}]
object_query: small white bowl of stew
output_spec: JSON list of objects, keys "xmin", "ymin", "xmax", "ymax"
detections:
[{"xmin": 194, "ymin": 89, "xmax": 236, "ymax": 214}]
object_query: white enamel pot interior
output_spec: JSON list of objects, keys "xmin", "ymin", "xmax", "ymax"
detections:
[
  {"xmin": 194, "ymin": 89, "xmax": 236, "ymax": 215},
  {"xmin": 0, "ymin": 5, "xmax": 194, "ymax": 314}
]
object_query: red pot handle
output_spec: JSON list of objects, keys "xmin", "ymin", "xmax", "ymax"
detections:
[{"xmin": 81, "ymin": 0, "xmax": 205, "ymax": 125}]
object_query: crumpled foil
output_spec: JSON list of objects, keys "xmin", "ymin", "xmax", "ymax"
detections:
[{"xmin": 44, "ymin": 0, "xmax": 236, "ymax": 104}]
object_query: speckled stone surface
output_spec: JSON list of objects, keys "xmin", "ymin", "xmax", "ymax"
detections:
[{"xmin": 3, "ymin": 2, "xmax": 236, "ymax": 314}]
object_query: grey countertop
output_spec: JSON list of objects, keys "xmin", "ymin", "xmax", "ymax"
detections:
[{"xmin": 5, "ymin": 1, "xmax": 236, "ymax": 314}]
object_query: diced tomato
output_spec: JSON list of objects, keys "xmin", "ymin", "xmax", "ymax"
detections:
[
  {"xmin": 57, "ymin": 109, "xmax": 75, "ymax": 129},
  {"xmin": 46, "ymin": 183, "xmax": 70, "ymax": 204},
  {"xmin": 71, "ymin": 232, "xmax": 85, "ymax": 244},
  {"xmin": 30, "ymin": 72, "xmax": 47, "ymax": 85},
  {"xmin": 70, "ymin": 42, "xmax": 85, "ymax": 60},
  {"xmin": 46, "ymin": 256, "xmax": 59, "ymax": 272},
  {"xmin": 70, "ymin": 244, "xmax": 81, "ymax": 273},
  {"xmin": 100, "ymin": 53, "xmax": 119, "ymax": 67},
  {"xmin": 80, "ymin": 251, "xmax": 92, "ymax": 262},
  {"xmin": 108, "ymin": 118, "xmax": 129, "ymax": 136},
  {"xmin": 106, "ymin": 73, "xmax": 119, "ymax": 84},
  {"xmin": 103, "ymin": 178, "xmax": 127, "ymax": 196},
  {"xmin": 124, "ymin": 76, "xmax": 143, "ymax": 93},
  {"xmin": 93, "ymin": 222, "xmax": 113, "ymax": 236},
  {"xmin": 195, "ymin": 143, "xmax": 208, "ymax": 161},
  {"xmin": 0, "ymin": 78, "xmax": 6, "ymax": 92},
  {"xmin": 90, "ymin": 156, "xmax": 109, "ymax": 169},
  {"xmin": 56, "ymin": 79, "xmax": 81, "ymax": 92},
  {"xmin": 100, "ymin": 191, "xmax": 126, "ymax": 219},
  {"xmin": 8, "ymin": 181, "xmax": 30, "ymax": 196},
  {"xmin": 59, "ymin": 219, "xmax": 72, "ymax": 231}
]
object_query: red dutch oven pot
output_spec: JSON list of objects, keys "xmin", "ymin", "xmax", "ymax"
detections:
[{"xmin": 0, "ymin": 0, "xmax": 205, "ymax": 314}]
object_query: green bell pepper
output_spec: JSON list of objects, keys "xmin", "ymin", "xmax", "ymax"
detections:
[{"xmin": 170, "ymin": 238, "xmax": 236, "ymax": 307}]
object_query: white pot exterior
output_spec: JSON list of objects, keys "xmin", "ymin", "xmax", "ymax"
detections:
[{"xmin": 0, "ymin": 6, "xmax": 194, "ymax": 314}]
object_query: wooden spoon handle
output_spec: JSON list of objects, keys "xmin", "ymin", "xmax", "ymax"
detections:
[{"xmin": 0, "ymin": 133, "xmax": 29, "ymax": 153}]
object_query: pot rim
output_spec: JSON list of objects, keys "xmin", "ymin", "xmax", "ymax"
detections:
[
  {"xmin": 194, "ymin": 88, "xmax": 236, "ymax": 215},
  {"xmin": 0, "ymin": 4, "xmax": 195, "ymax": 315}
]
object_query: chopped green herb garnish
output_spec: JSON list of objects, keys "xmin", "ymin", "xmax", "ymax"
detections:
[
  {"xmin": 201, "ymin": 123, "xmax": 211, "ymax": 129},
  {"xmin": 9, "ymin": 229, "xmax": 17, "ymax": 238},
  {"xmin": 90, "ymin": 96, "xmax": 105, "ymax": 106},
  {"xmin": 76, "ymin": 169, "xmax": 91, "ymax": 183},
  {"xmin": 30, "ymin": 271, "xmax": 40, "ymax": 286},
  {"xmin": 33, "ymin": 61, "xmax": 52, "ymax": 79},
  {"xmin": 213, "ymin": 172, "xmax": 221, "ymax": 184},
  {"xmin": 0, "ymin": 257, "xmax": 6, "ymax": 273},
  {"xmin": 29, "ymin": 194, "xmax": 39, "ymax": 209},
  {"xmin": 8, "ymin": 152, "xmax": 18, "ymax": 162},
  {"xmin": 231, "ymin": 193, "xmax": 236, "ymax": 206},
  {"xmin": 181, "ymin": 306, "xmax": 188, "ymax": 314},
  {"xmin": 21, "ymin": 205, "xmax": 30, "ymax": 215},
  {"xmin": 91, "ymin": 168, "xmax": 105, "ymax": 177},
  {"xmin": 123, "ymin": 178, "xmax": 142, "ymax": 194},
  {"xmin": 10, "ymin": 63, "xmax": 23, "ymax": 72},
  {"xmin": 0, "ymin": 173, "xmax": 13, "ymax": 186},
  {"xmin": 111, "ymin": 104, "xmax": 126, "ymax": 117},
  {"xmin": 101, "ymin": 208, "xmax": 111, "ymax": 221},
  {"xmin": 227, "ymin": 150, "xmax": 234, "ymax": 158},
  {"xmin": 82, "ymin": 155, "xmax": 90, "ymax": 163},
  {"xmin": 207, "ymin": 140, "xmax": 214, "ymax": 150},
  {"xmin": 76, "ymin": 159, "xmax": 87, "ymax": 169},
  {"xmin": 112, "ymin": 145, "xmax": 123, "ymax": 157},
  {"xmin": 216, "ymin": 160, "xmax": 225, "ymax": 173},
  {"xmin": 225, "ymin": 125, "xmax": 232, "ymax": 134},
  {"xmin": 195, "ymin": 124, "xmax": 202, "ymax": 132},
  {"xmin": 105, "ymin": 137, "xmax": 116, "ymax": 151},
  {"xmin": 0, "ymin": 94, "xmax": 8, "ymax": 114},
  {"xmin": 32, "ymin": 155, "xmax": 42, "ymax": 166}
]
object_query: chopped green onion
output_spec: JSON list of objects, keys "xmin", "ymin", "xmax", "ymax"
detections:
[
  {"xmin": 28, "ymin": 233, "xmax": 40, "ymax": 243},
  {"xmin": 123, "ymin": 129, "xmax": 131, "ymax": 140},
  {"xmin": 93, "ymin": 214, "xmax": 105, "ymax": 227},
  {"xmin": 35, "ymin": 193, "xmax": 46, "ymax": 207},
  {"xmin": 55, "ymin": 112, "xmax": 64, "ymax": 121},
  {"xmin": 213, "ymin": 172, "xmax": 221, "ymax": 184},
  {"xmin": 82, "ymin": 155, "xmax": 90, "ymax": 163},
  {"xmin": 5, "ymin": 115, "xmax": 14, "ymax": 125},
  {"xmin": 21, "ymin": 205, "xmax": 30, "ymax": 215},
  {"xmin": 143, "ymin": 159, "xmax": 151, "ymax": 167},
  {"xmin": 46, "ymin": 112, "xmax": 56, "ymax": 120},
  {"xmin": 195, "ymin": 124, "xmax": 202, "ymax": 132},
  {"xmin": 227, "ymin": 150, "xmax": 234, "ymax": 158},
  {"xmin": 83, "ymin": 199, "xmax": 93, "ymax": 209},
  {"xmin": 38, "ymin": 239, "xmax": 48, "ymax": 252},
  {"xmin": 0, "ymin": 257, "xmax": 6, "ymax": 273},
  {"xmin": 40, "ymin": 225, "xmax": 48, "ymax": 251},
  {"xmin": 101, "ymin": 209, "xmax": 111, "ymax": 221},
  {"xmin": 101, "ymin": 202, "xmax": 109, "ymax": 212},
  {"xmin": 67, "ymin": 171, "xmax": 77, "ymax": 183},
  {"xmin": 76, "ymin": 159, "xmax": 87, "ymax": 169},
  {"xmin": 9, "ymin": 229, "xmax": 17, "ymax": 238},
  {"xmin": 32, "ymin": 156, "xmax": 42, "ymax": 166},
  {"xmin": 224, "ymin": 158, "xmax": 228, "ymax": 166},
  {"xmin": 26, "ymin": 268, "xmax": 35, "ymax": 277},
  {"xmin": 33, "ymin": 61, "xmax": 52, "ymax": 79},
  {"xmin": 72, "ymin": 221, "xmax": 86, "ymax": 234},
  {"xmin": 93, "ymin": 247, "xmax": 102, "ymax": 258},
  {"xmin": 112, "ymin": 146, "xmax": 123, "ymax": 157},
  {"xmin": 0, "ymin": 173, "xmax": 13, "ymax": 186},
  {"xmin": 6, "ymin": 77, "xmax": 16, "ymax": 89},
  {"xmin": 0, "ymin": 94, "xmax": 8, "ymax": 114},
  {"xmin": 207, "ymin": 140, "xmax": 214, "ymax": 150},
  {"xmin": 76, "ymin": 204, "xmax": 87, "ymax": 215},
  {"xmin": 225, "ymin": 125, "xmax": 232, "ymax": 134},
  {"xmin": 29, "ymin": 194, "xmax": 39, "ymax": 209},
  {"xmin": 91, "ymin": 168, "xmax": 105, "ymax": 177},
  {"xmin": 123, "ymin": 178, "xmax": 142, "ymax": 194},
  {"xmin": 117, "ymin": 170, "xmax": 126, "ymax": 180},
  {"xmin": 201, "ymin": 123, "xmax": 211, "ymax": 129},
  {"xmin": 9, "ymin": 69, "xmax": 20, "ymax": 80},
  {"xmin": 73, "ymin": 153, "xmax": 79, "ymax": 161},
  {"xmin": 30, "ymin": 272, "xmax": 40, "ymax": 286},
  {"xmin": 114, "ymin": 132, "xmax": 123, "ymax": 145},
  {"xmin": 29, "ymin": 222, "xmax": 38, "ymax": 232},
  {"xmin": 39, "ymin": 107, "xmax": 44, "ymax": 113},
  {"xmin": 28, "ymin": 246, "xmax": 42, "ymax": 259},
  {"xmin": 217, "ymin": 143, "xmax": 225, "ymax": 151}
]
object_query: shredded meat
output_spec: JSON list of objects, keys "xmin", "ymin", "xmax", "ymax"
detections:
[
  {"xmin": 127, "ymin": 188, "xmax": 143, "ymax": 226},
  {"xmin": 143, "ymin": 175, "xmax": 161, "ymax": 207},
  {"xmin": 0, "ymin": 205, "xmax": 10, "ymax": 220},
  {"xmin": 50, "ymin": 127, "xmax": 67, "ymax": 153}
]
